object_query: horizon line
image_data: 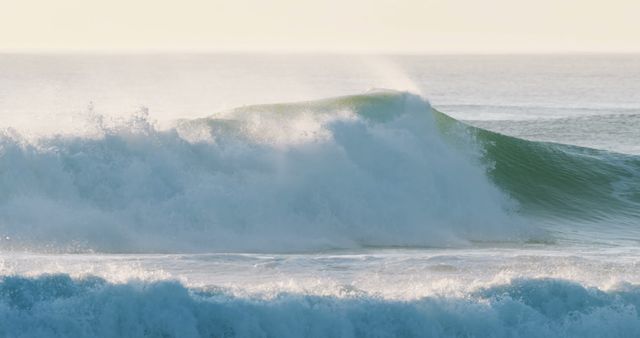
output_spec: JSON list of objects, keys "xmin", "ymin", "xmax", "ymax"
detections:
[{"xmin": 1, "ymin": 47, "xmax": 640, "ymax": 56}]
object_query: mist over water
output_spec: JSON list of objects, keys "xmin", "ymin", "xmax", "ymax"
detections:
[{"xmin": 2, "ymin": 54, "xmax": 639, "ymax": 154}]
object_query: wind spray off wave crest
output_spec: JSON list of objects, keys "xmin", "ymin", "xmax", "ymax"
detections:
[{"xmin": 0, "ymin": 91, "xmax": 532, "ymax": 253}]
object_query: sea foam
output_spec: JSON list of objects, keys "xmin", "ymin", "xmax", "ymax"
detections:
[
  {"xmin": 1, "ymin": 274, "xmax": 639, "ymax": 338},
  {"xmin": 0, "ymin": 91, "xmax": 529, "ymax": 253}
]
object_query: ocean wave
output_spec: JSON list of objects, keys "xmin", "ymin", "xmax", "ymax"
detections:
[
  {"xmin": 1, "ymin": 90, "xmax": 638, "ymax": 253},
  {"xmin": 0, "ymin": 91, "xmax": 533, "ymax": 253},
  {"xmin": 1, "ymin": 274, "xmax": 639, "ymax": 337},
  {"xmin": 434, "ymin": 108, "xmax": 640, "ymax": 225}
]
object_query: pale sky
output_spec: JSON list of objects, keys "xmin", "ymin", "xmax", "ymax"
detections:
[{"xmin": 1, "ymin": 0, "xmax": 639, "ymax": 53}]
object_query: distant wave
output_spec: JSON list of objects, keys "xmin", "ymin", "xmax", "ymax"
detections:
[
  {"xmin": 1, "ymin": 274, "xmax": 640, "ymax": 337},
  {"xmin": 1, "ymin": 90, "xmax": 638, "ymax": 253}
]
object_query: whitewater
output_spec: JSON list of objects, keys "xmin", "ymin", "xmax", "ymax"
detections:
[{"xmin": 1, "ymin": 54, "xmax": 640, "ymax": 337}]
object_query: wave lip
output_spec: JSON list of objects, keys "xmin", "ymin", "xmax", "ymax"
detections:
[
  {"xmin": 0, "ymin": 91, "xmax": 533, "ymax": 253},
  {"xmin": 1, "ymin": 274, "xmax": 640, "ymax": 338}
]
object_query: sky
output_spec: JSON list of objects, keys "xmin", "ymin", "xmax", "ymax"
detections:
[{"xmin": 1, "ymin": 0, "xmax": 639, "ymax": 53}]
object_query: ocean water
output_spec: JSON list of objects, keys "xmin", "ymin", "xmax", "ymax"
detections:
[{"xmin": 0, "ymin": 54, "xmax": 639, "ymax": 337}]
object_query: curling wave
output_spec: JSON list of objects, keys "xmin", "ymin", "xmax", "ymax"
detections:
[
  {"xmin": 1, "ymin": 90, "xmax": 638, "ymax": 253},
  {"xmin": 0, "ymin": 91, "xmax": 531, "ymax": 252}
]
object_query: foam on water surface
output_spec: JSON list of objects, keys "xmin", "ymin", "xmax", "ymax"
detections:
[{"xmin": 2, "ymin": 248, "xmax": 640, "ymax": 338}]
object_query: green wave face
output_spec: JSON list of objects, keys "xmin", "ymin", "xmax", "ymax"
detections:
[
  {"xmin": 231, "ymin": 90, "xmax": 640, "ymax": 230},
  {"xmin": 232, "ymin": 90, "xmax": 640, "ymax": 230},
  {"xmin": 231, "ymin": 91, "xmax": 640, "ymax": 232},
  {"xmin": 433, "ymin": 108, "xmax": 640, "ymax": 230}
]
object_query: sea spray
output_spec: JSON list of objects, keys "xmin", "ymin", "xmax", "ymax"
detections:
[{"xmin": 0, "ymin": 91, "xmax": 529, "ymax": 253}]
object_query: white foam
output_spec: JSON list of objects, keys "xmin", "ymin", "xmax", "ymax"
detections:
[{"xmin": 0, "ymin": 92, "xmax": 532, "ymax": 253}]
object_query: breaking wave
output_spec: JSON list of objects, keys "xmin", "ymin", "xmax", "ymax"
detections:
[
  {"xmin": 1, "ymin": 90, "xmax": 638, "ymax": 253},
  {"xmin": 1, "ymin": 274, "xmax": 640, "ymax": 337}
]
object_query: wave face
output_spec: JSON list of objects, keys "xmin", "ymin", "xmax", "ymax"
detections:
[
  {"xmin": 1, "ymin": 274, "xmax": 640, "ymax": 338},
  {"xmin": 434, "ymin": 110, "xmax": 640, "ymax": 231},
  {"xmin": 0, "ymin": 91, "xmax": 531, "ymax": 253}
]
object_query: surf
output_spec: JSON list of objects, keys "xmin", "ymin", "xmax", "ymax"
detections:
[
  {"xmin": 2, "ymin": 273, "xmax": 640, "ymax": 338},
  {"xmin": 0, "ymin": 90, "xmax": 637, "ymax": 253}
]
